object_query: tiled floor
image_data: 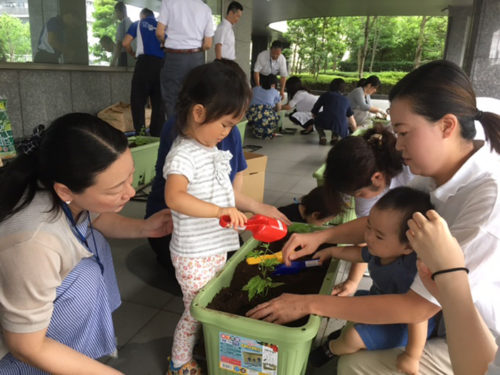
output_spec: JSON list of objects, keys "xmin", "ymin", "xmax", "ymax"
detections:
[{"xmin": 103, "ymin": 115, "xmax": 375, "ymax": 375}]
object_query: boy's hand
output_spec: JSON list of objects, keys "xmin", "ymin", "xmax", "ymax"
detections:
[
  {"xmin": 331, "ymin": 279, "xmax": 358, "ymax": 296},
  {"xmin": 312, "ymin": 247, "xmax": 334, "ymax": 264},
  {"xmin": 396, "ymin": 352, "xmax": 420, "ymax": 375},
  {"xmin": 218, "ymin": 207, "xmax": 247, "ymax": 229}
]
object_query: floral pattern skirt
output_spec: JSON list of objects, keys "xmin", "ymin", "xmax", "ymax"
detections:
[{"xmin": 246, "ymin": 104, "xmax": 280, "ymax": 140}]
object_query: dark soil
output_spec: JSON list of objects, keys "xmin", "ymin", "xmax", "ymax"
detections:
[{"xmin": 207, "ymin": 236, "xmax": 329, "ymax": 327}]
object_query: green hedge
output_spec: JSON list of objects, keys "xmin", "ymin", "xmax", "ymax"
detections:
[
  {"xmin": 296, "ymin": 71, "xmax": 408, "ymax": 95},
  {"xmin": 338, "ymin": 61, "xmax": 415, "ymax": 72}
]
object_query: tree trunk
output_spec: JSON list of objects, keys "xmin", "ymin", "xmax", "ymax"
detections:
[
  {"xmin": 291, "ymin": 44, "xmax": 298, "ymax": 74},
  {"xmin": 414, "ymin": 16, "xmax": 430, "ymax": 69},
  {"xmin": 358, "ymin": 16, "xmax": 376, "ymax": 78},
  {"xmin": 320, "ymin": 17, "xmax": 327, "ymax": 74},
  {"xmin": 369, "ymin": 19, "xmax": 380, "ymax": 73},
  {"xmin": 310, "ymin": 19, "xmax": 319, "ymax": 77}
]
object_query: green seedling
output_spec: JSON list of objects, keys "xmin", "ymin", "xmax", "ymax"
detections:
[
  {"xmin": 243, "ymin": 243, "xmax": 284, "ymax": 301},
  {"xmin": 243, "ymin": 275, "xmax": 284, "ymax": 301}
]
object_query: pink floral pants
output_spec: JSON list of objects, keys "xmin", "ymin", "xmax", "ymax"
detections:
[{"xmin": 170, "ymin": 253, "xmax": 227, "ymax": 368}]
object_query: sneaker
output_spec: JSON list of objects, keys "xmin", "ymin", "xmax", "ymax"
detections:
[
  {"xmin": 166, "ymin": 358, "xmax": 202, "ymax": 375},
  {"xmin": 308, "ymin": 329, "xmax": 342, "ymax": 368}
]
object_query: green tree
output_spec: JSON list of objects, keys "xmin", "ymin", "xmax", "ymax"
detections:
[
  {"xmin": 285, "ymin": 17, "xmax": 351, "ymax": 76},
  {"xmin": 0, "ymin": 14, "xmax": 31, "ymax": 62},
  {"xmin": 90, "ymin": 0, "xmax": 117, "ymax": 63}
]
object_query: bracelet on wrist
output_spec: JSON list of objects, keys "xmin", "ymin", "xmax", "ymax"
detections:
[{"xmin": 431, "ymin": 267, "xmax": 469, "ymax": 281}]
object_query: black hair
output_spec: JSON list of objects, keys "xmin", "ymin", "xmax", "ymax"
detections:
[
  {"xmin": 389, "ymin": 60, "xmax": 500, "ymax": 154},
  {"xmin": 324, "ymin": 125, "xmax": 403, "ymax": 194},
  {"xmin": 0, "ymin": 113, "xmax": 128, "ymax": 223},
  {"xmin": 227, "ymin": 1, "xmax": 243, "ymax": 14},
  {"xmin": 329, "ymin": 78, "xmax": 345, "ymax": 93},
  {"xmin": 374, "ymin": 187, "xmax": 433, "ymax": 243},
  {"xmin": 114, "ymin": 2, "xmax": 126, "ymax": 13},
  {"xmin": 301, "ymin": 185, "xmax": 345, "ymax": 220},
  {"xmin": 357, "ymin": 75, "xmax": 381, "ymax": 89},
  {"xmin": 140, "ymin": 8, "xmax": 154, "ymax": 18},
  {"xmin": 175, "ymin": 59, "xmax": 252, "ymax": 135},
  {"xmin": 261, "ymin": 74, "xmax": 277, "ymax": 90},
  {"xmin": 285, "ymin": 76, "xmax": 308, "ymax": 101},
  {"xmin": 271, "ymin": 40, "xmax": 282, "ymax": 50}
]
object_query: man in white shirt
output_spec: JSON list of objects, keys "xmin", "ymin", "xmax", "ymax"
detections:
[
  {"xmin": 156, "ymin": 0, "xmax": 214, "ymax": 118},
  {"xmin": 214, "ymin": 1, "xmax": 243, "ymax": 60},
  {"xmin": 253, "ymin": 40, "xmax": 288, "ymax": 99}
]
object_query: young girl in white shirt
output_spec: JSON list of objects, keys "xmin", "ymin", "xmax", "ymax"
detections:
[{"xmin": 163, "ymin": 60, "xmax": 252, "ymax": 375}]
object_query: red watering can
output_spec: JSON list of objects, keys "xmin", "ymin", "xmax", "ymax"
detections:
[{"xmin": 219, "ymin": 214, "xmax": 288, "ymax": 243}]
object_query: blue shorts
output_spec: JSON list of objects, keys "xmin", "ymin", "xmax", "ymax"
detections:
[{"xmin": 353, "ymin": 290, "xmax": 437, "ymax": 351}]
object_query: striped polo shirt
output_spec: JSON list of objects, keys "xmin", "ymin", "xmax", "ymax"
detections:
[{"xmin": 163, "ymin": 137, "xmax": 240, "ymax": 257}]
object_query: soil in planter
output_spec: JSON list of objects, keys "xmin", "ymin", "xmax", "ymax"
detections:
[{"xmin": 207, "ymin": 235, "xmax": 330, "ymax": 327}]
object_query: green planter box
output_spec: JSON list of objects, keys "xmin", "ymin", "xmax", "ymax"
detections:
[
  {"xmin": 128, "ymin": 136, "xmax": 160, "ymax": 189},
  {"xmin": 237, "ymin": 120, "xmax": 247, "ymax": 145},
  {"xmin": 191, "ymin": 223, "xmax": 340, "ymax": 375}
]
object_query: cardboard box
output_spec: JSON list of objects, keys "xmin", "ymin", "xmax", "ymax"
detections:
[
  {"xmin": 97, "ymin": 102, "xmax": 151, "ymax": 133},
  {"xmin": 242, "ymin": 152, "xmax": 268, "ymax": 202}
]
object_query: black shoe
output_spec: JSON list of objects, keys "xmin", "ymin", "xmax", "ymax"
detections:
[
  {"xmin": 308, "ymin": 329, "xmax": 342, "ymax": 368},
  {"xmin": 319, "ymin": 137, "xmax": 327, "ymax": 145}
]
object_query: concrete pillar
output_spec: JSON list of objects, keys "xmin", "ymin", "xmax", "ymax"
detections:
[
  {"xmin": 464, "ymin": 0, "xmax": 500, "ymax": 98},
  {"xmin": 443, "ymin": 6, "xmax": 472, "ymax": 67},
  {"xmin": 59, "ymin": 0, "xmax": 89, "ymax": 65},
  {"xmin": 233, "ymin": 0, "xmax": 253, "ymax": 81}
]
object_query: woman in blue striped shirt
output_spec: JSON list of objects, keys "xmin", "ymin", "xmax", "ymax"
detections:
[{"xmin": 0, "ymin": 113, "xmax": 172, "ymax": 374}]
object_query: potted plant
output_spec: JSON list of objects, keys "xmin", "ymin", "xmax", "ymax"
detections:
[{"xmin": 191, "ymin": 223, "xmax": 341, "ymax": 375}]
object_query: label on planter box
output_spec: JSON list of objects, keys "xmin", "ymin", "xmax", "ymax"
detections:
[{"xmin": 219, "ymin": 332, "xmax": 278, "ymax": 374}]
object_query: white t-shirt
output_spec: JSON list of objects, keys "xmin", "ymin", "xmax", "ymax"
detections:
[
  {"xmin": 214, "ymin": 18, "xmax": 235, "ymax": 60},
  {"xmin": 289, "ymin": 90, "xmax": 319, "ymax": 113},
  {"xmin": 163, "ymin": 137, "xmax": 240, "ymax": 257},
  {"xmin": 158, "ymin": 0, "xmax": 214, "ymax": 49},
  {"xmin": 355, "ymin": 166, "xmax": 414, "ymax": 217},
  {"xmin": 409, "ymin": 141, "xmax": 500, "ymax": 335},
  {"xmin": 253, "ymin": 50, "xmax": 288, "ymax": 77}
]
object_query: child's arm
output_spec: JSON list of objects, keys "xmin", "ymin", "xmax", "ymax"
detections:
[
  {"xmin": 165, "ymin": 174, "xmax": 247, "ymax": 227},
  {"xmin": 396, "ymin": 320, "xmax": 428, "ymax": 375},
  {"xmin": 313, "ymin": 245, "xmax": 364, "ymax": 264},
  {"xmin": 331, "ymin": 262, "xmax": 367, "ymax": 296}
]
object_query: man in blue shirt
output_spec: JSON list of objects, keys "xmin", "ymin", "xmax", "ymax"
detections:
[
  {"xmin": 123, "ymin": 8, "xmax": 165, "ymax": 136},
  {"xmin": 146, "ymin": 116, "xmax": 290, "ymax": 287}
]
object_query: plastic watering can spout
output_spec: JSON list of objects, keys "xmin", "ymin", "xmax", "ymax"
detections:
[{"xmin": 219, "ymin": 214, "xmax": 288, "ymax": 243}]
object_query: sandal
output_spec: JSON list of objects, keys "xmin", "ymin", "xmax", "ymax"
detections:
[
  {"xmin": 308, "ymin": 329, "xmax": 341, "ymax": 368},
  {"xmin": 300, "ymin": 126, "xmax": 314, "ymax": 135},
  {"xmin": 166, "ymin": 358, "xmax": 202, "ymax": 375},
  {"xmin": 330, "ymin": 136, "xmax": 340, "ymax": 146}
]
